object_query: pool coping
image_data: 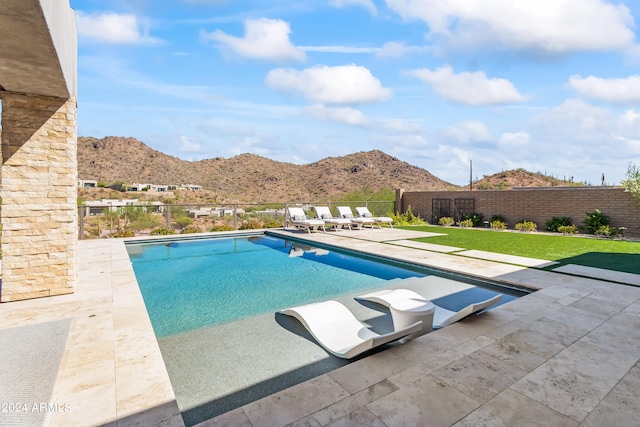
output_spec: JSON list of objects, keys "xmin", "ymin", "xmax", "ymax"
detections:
[{"xmin": 1, "ymin": 228, "xmax": 639, "ymax": 426}]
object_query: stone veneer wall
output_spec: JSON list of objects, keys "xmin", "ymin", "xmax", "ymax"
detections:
[
  {"xmin": 399, "ymin": 187, "xmax": 640, "ymax": 237},
  {"xmin": 1, "ymin": 92, "xmax": 77, "ymax": 302}
]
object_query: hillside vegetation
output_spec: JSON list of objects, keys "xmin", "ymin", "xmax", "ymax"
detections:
[{"xmin": 78, "ymin": 136, "xmax": 585, "ymax": 203}]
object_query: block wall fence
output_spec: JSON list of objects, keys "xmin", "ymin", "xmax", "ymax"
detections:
[{"xmin": 396, "ymin": 187, "xmax": 640, "ymax": 237}]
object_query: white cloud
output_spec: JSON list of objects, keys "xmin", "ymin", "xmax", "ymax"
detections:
[
  {"xmin": 385, "ymin": 0, "xmax": 635, "ymax": 55},
  {"xmin": 265, "ymin": 64, "xmax": 392, "ymax": 104},
  {"xmin": 375, "ymin": 42, "xmax": 429, "ymax": 58},
  {"xmin": 76, "ymin": 12, "xmax": 161, "ymax": 45},
  {"xmin": 498, "ymin": 132, "xmax": 530, "ymax": 146},
  {"xmin": 407, "ymin": 66, "xmax": 526, "ymax": 105},
  {"xmin": 179, "ymin": 136, "xmax": 203, "ymax": 152},
  {"xmin": 299, "ymin": 45, "xmax": 377, "ymax": 53},
  {"xmin": 569, "ymin": 74, "xmax": 640, "ymax": 103},
  {"xmin": 304, "ymin": 104, "xmax": 369, "ymax": 126},
  {"xmin": 205, "ymin": 18, "xmax": 305, "ymax": 62},
  {"xmin": 614, "ymin": 109, "xmax": 640, "ymax": 153},
  {"xmin": 441, "ymin": 121, "xmax": 494, "ymax": 144},
  {"xmin": 329, "ymin": 0, "xmax": 378, "ymax": 16}
]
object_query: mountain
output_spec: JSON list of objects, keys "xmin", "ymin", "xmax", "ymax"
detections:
[
  {"xmin": 78, "ymin": 136, "xmax": 456, "ymax": 202},
  {"xmin": 473, "ymin": 169, "xmax": 582, "ymax": 190}
]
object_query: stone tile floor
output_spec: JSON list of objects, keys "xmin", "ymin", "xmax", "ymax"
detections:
[{"xmin": 0, "ymin": 228, "xmax": 639, "ymax": 426}]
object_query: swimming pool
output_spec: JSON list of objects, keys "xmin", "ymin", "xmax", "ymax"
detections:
[{"xmin": 128, "ymin": 234, "xmax": 430, "ymax": 337}]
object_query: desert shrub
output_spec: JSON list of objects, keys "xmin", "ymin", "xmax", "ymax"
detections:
[
  {"xmin": 462, "ymin": 212, "xmax": 484, "ymax": 227},
  {"xmin": 583, "ymin": 209, "xmax": 612, "ymax": 234},
  {"xmin": 594, "ymin": 225, "xmax": 621, "ymax": 238},
  {"xmin": 490, "ymin": 220, "xmax": 507, "ymax": 230},
  {"xmin": 546, "ymin": 216, "xmax": 573, "ymax": 232},
  {"xmin": 489, "ymin": 214, "xmax": 506, "ymax": 224},
  {"xmin": 109, "ymin": 228, "xmax": 135, "ymax": 238},
  {"xmin": 210, "ymin": 224, "xmax": 235, "ymax": 232},
  {"xmin": 515, "ymin": 220, "xmax": 537, "ymax": 232},
  {"xmin": 438, "ymin": 216, "xmax": 455, "ymax": 227},
  {"xmin": 262, "ymin": 219, "xmax": 283, "ymax": 228},
  {"xmin": 557, "ymin": 225, "xmax": 579, "ymax": 235},
  {"xmin": 174, "ymin": 216, "xmax": 194, "ymax": 229},
  {"xmin": 151, "ymin": 226, "xmax": 175, "ymax": 235},
  {"xmin": 239, "ymin": 218, "xmax": 262, "ymax": 230},
  {"xmin": 388, "ymin": 206, "xmax": 428, "ymax": 226},
  {"xmin": 457, "ymin": 219, "xmax": 474, "ymax": 228},
  {"xmin": 181, "ymin": 226, "xmax": 201, "ymax": 234}
]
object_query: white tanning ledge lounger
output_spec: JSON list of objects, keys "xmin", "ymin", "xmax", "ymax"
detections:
[
  {"xmin": 278, "ymin": 300, "xmax": 423, "ymax": 359},
  {"xmin": 313, "ymin": 206, "xmax": 352, "ymax": 231},
  {"xmin": 336, "ymin": 206, "xmax": 376, "ymax": 230},
  {"xmin": 357, "ymin": 289, "xmax": 502, "ymax": 329}
]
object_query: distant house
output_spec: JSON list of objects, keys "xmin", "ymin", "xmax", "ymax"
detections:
[
  {"xmin": 83, "ymin": 199, "xmax": 164, "ymax": 216},
  {"xmin": 179, "ymin": 184, "xmax": 202, "ymax": 191},
  {"xmin": 78, "ymin": 179, "xmax": 97, "ymax": 188}
]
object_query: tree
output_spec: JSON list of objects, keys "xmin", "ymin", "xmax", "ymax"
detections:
[{"xmin": 621, "ymin": 162, "xmax": 640, "ymax": 202}]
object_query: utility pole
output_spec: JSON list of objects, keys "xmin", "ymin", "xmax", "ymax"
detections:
[{"xmin": 469, "ymin": 160, "xmax": 473, "ymax": 190}]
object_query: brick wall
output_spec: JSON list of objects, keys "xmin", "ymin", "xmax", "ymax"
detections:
[
  {"xmin": 399, "ymin": 187, "xmax": 640, "ymax": 237},
  {"xmin": 1, "ymin": 92, "xmax": 78, "ymax": 302}
]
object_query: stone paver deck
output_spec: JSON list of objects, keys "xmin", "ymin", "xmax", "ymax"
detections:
[
  {"xmin": 553, "ymin": 264, "xmax": 640, "ymax": 286},
  {"xmin": 1, "ymin": 227, "xmax": 639, "ymax": 427}
]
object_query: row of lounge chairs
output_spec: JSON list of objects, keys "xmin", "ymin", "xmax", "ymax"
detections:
[
  {"xmin": 278, "ymin": 289, "xmax": 502, "ymax": 359},
  {"xmin": 287, "ymin": 206, "xmax": 393, "ymax": 233}
]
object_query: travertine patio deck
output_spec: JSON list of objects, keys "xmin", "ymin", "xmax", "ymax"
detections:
[{"xmin": 1, "ymin": 227, "xmax": 639, "ymax": 426}]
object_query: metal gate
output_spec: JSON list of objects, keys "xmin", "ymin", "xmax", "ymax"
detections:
[
  {"xmin": 431, "ymin": 198, "xmax": 451, "ymax": 223},
  {"xmin": 454, "ymin": 198, "xmax": 475, "ymax": 221}
]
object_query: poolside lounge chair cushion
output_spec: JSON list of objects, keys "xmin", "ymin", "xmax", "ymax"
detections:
[
  {"xmin": 356, "ymin": 289, "xmax": 502, "ymax": 329},
  {"xmin": 278, "ymin": 300, "xmax": 423, "ymax": 359},
  {"xmin": 355, "ymin": 207, "xmax": 393, "ymax": 228},
  {"xmin": 293, "ymin": 215, "xmax": 306, "ymax": 221}
]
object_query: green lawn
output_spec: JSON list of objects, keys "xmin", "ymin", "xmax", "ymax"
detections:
[{"xmin": 398, "ymin": 225, "xmax": 640, "ymax": 274}]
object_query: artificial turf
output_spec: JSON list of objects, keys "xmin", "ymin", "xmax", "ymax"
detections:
[{"xmin": 399, "ymin": 225, "xmax": 640, "ymax": 274}]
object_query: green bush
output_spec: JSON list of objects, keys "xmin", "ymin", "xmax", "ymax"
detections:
[
  {"xmin": 462, "ymin": 212, "xmax": 484, "ymax": 227},
  {"xmin": 438, "ymin": 216, "xmax": 455, "ymax": 227},
  {"xmin": 210, "ymin": 224, "xmax": 235, "ymax": 232},
  {"xmin": 621, "ymin": 162, "xmax": 640, "ymax": 201},
  {"xmin": 546, "ymin": 216, "xmax": 573, "ymax": 232},
  {"xmin": 151, "ymin": 226, "xmax": 175, "ymax": 235},
  {"xmin": 515, "ymin": 220, "xmax": 537, "ymax": 232},
  {"xmin": 490, "ymin": 220, "xmax": 507, "ymax": 230},
  {"xmin": 557, "ymin": 225, "xmax": 579, "ymax": 235},
  {"xmin": 174, "ymin": 216, "xmax": 194, "ymax": 229},
  {"xmin": 583, "ymin": 209, "xmax": 611, "ymax": 234},
  {"xmin": 262, "ymin": 219, "xmax": 283, "ymax": 228},
  {"xmin": 388, "ymin": 206, "xmax": 428, "ymax": 226},
  {"xmin": 181, "ymin": 226, "xmax": 201, "ymax": 234},
  {"xmin": 239, "ymin": 218, "xmax": 262, "ymax": 230},
  {"xmin": 457, "ymin": 219, "xmax": 474, "ymax": 228},
  {"xmin": 489, "ymin": 214, "xmax": 507, "ymax": 224},
  {"xmin": 109, "ymin": 228, "xmax": 135, "ymax": 238}
]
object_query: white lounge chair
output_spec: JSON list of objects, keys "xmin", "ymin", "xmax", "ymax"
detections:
[
  {"xmin": 287, "ymin": 207, "xmax": 325, "ymax": 233},
  {"xmin": 355, "ymin": 207, "xmax": 393, "ymax": 228},
  {"xmin": 357, "ymin": 289, "xmax": 502, "ymax": 329},
  {"xmin": 336, "ymin": 206, "xmax": 376, "ymax": 229},
  {"xmin": 313, "ymin": 206, "xmax": 352, "ymax": 231},
  {"xmin": 278, "ymin": 300, "xmax": 423, "ymax": 359}
]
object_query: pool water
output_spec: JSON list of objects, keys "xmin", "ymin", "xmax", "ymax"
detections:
[{"xmin": 128, "ymin": 235, "xmax": 425, "ymax": 338}]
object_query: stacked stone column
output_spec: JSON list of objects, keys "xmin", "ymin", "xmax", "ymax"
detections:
[{"xmin": 1, "ymin": 91, "xmax": 77, "ymax": 302}]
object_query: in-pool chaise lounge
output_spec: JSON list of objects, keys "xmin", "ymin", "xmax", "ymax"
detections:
[
  {"xmin": 278, "ymin": 300, "xmax": 423, "ymax": 359},
  {"xmin": 313, "ymin": 206, "xmax": 353, "ymax": 231},
  {"xmin": 357, "ymin": 289, "xmax": 503, "ymax": 329},
  {"xmin": 287, "ymin": 207, "xmax": 326, "ymax": 233},
  {"xmin": 336, "ymin": 206, "xmax": 376, "ymax": 230},
  {"xmin": 355, "ymin": 207, "xmax": 394, "ymax": 228}
]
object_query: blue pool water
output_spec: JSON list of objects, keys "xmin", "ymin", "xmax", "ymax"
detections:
[{"xmin": 128, "ymin": 235, "xmax": 425, "ymax": 338}]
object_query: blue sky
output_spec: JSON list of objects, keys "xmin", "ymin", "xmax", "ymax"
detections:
[{"xmin": 68, "ymin": 0, "xmax": 640, "ymax": 186}]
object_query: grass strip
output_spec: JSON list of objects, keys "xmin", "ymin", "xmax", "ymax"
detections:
[{"xmin": 398, "ymin": 225, "xmax": 640, "ymax": 274}]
